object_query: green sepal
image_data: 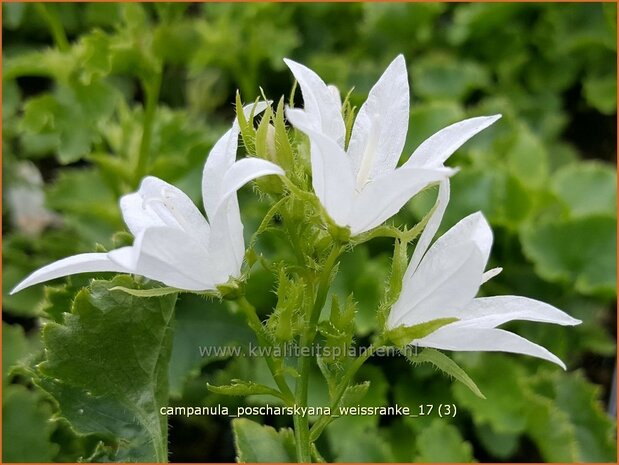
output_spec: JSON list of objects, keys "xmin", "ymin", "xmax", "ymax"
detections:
[
  {"xmin": 110, "ymin": 285, "xmax": 181, "ymax": 297},
  {"xmin": 217, "ymin": 278, "xmax": 246, "ymax": 300},
  {"xmin": 338, "ymin": 381, "xmax": 370, "ymax": 409},
  {"xmin": 207, "ymin": 379, "xmax": 285, "ymax": 401},
  {"xmin": 385, "ymin": 317, "xmax": 458, "ymax": 347},
  {"xmin": 407, "ymin": 348, "xmax": 485, "ymax": 399}
]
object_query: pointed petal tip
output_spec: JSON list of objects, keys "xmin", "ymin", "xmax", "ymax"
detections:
[
  {"xmin": 556, "ymin": 358, "xmax": 567, "ymax": 370},
  {"xmin": 9, "ymin": 284, "xmax": 23, "ymax": 295},
  {"xmin": 394, "ymin": 54, "xmax": 406, "ymax": 65}
]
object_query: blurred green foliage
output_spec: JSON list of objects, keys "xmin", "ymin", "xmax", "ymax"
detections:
[{"xmin": 2, "ymin": 2, "xmax": 616, "ymax": 462}]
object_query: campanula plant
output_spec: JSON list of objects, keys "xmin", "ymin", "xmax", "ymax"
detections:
[{"xmin": 10, "ymin": 53, "xmax": 584, "ymax": 463}]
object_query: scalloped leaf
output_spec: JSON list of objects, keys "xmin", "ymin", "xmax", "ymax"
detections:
[
  {"xmin": 233, "ymin": 418, "xmax": 296, "ymax": 462},
  {"xmin": 36, "ymin": 275, "xmax": 177, "ymax": 462}
]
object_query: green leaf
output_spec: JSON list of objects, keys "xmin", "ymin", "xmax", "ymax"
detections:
[
  {"xmin": 505, "ymin": 126, "xmax": 549, "ymax": 189},
  {"xmin": 2, "ymin": 385, "xmax": 59, "ymax": 462},
  {"xmin": 327, "ymin": 424, "xmax": 395, "ymax": 462},
  {"xmin": 452, "ymin": 355, "xmax": 528, "ymax": 434},
  {"xmin": 408, "ymin": 348, "xmax": 485, "ymax": 399},
  {"xmin": 411, "ymin": 53, "xmax": 489, "ymax": 100},
  {"xmin": 19, "ymin": 80, "xmax": 121, "ymax": 164},
  {"xmin": 232, "ymin": 418, "xmax": 296, "ymax": 462},
  {"xmin": 552, "ymin": 161, "xmax": 617, "ymax": 218},
  {"xmin": 36, "ymin": 276, "xmax": 177, "ymax": 462},
  {"xmin": 386, "ymin": 318, "xmax": 458, "ymax": 347},
  {"xmin": 475, "ymin": 423, "xmax": 520, "ymax": 459},
  {"xmin": 46, "ymin": 167, "xmax": 122, "ymax": 246},
  {"xmin": 2, "ymin": 323, "xmax": 31, "ymax": 387},
  {"xmin": 414, "ymin": 419, "xmax": 474, "ymax": 462},
  {"xmin": 521, "ymin": 215, "xmax": 616, "ymax": 297},
  {"xmin": 548, "ymin": 370, "xmax": 616, "ymax": 461},
  {"xmin": 583, "ymin": 73, "xmax": 617, "ymax": 114}
]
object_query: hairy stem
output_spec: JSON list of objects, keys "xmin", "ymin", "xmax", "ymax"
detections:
[
  {"xmin": 237, "ymin": 297, "xmax": 294, "ymax": 404},
  {"xmin": 294, "ymin": 244, "xmax": 343, "ymax": 462}
]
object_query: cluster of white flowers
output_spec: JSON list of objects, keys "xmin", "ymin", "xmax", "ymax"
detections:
[{"xmin": 13, "ymin": 55, "xmax": 580, "ymax": 367}]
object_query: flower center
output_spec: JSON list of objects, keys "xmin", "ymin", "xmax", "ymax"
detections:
[{"xmin": 355, "ymin": 113, "xmax": 381, "ymax": 191}]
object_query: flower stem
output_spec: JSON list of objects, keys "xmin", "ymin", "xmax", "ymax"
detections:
[
  {"xmin": 134, "ymin": 71, "xmax": 162, "ymax": 187},
  {"xmin": 35, "ymin": 4, "xmax": 70, "ymax": 53},
  {"xmin": 309, "ymin": 344, "xmax": 376, "ymax": 442},
  {"xmin": 237, "ymin": 296, "xmax": 294, "ymax": 404},
  {"xmin": 294, "ymin": 243, "xmax": 343, "ymax": 462}
]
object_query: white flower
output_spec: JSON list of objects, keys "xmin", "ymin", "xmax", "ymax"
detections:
[
  {"xmin": 284, "ymin": 55, "xmax": 501, "ymax": 235},
  {"xmin": 386, "ymin": 180, "xmax": 581, "ymax": 368},
  {"xmin": 11, "ymin": 104, "xmax": 284, "ymax": 294}
]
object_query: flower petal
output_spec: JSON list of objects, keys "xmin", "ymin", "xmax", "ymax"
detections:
[
  {"xmin": 415, "ymin": 326, "xmax": 567, "ymax": 369},
  {"xmin": 126, "ymin": 176, "xmax": 210, "ymax": 242},
  {"xmin": 283, "ymin": 58, "xmax": 346, "ymax": 146},
  {"xmin": 10, "ymin": 253, "xmax": 128, "ymax": 294},
  {"xmin": 119, "ymin": 191, "xmax": 167, "ymax": 236},
  {"xmin": 202, "ymin": 102, "xmax": 269, "ymax": 219},
  {"xmin": 349, "ymin": 167, "xmax": 453, "ymax": 235},
  {"xmin": 481, "ymin": 267, "xmax": 503, "ymax": 284},
  {"xmin": 390, "ymin": 211, "xmax": 493, "ymax": 328},
  {"xmin": 286, "ymin": 109, "xmax": 355, "ymax": 228},
  {"xmin": 404, "ymin": 179, "xmax": 450, "ymax": 282},
  {"xmin": 454, "ymin": 296, "xmax": 582, "ymax": 329},
  {"xmin": 108, "ymin": 227, "xmax": 212, "ymax": 290},
  {"xmin": 219, "ymin": 158, "xmax": 284, "ymax": 209},
  {"xmin": 202, "ymin": 127, "xmax": 238, "ymax": 220},
  {"xmin": 432, "ymin": 211, "xmax": 493, "ymax": 267},
  {"xmin": 348, "ymin": 55, "xmax": 410, "ymax": 180},
  {"xmin": 388, "ymin": 241, "xmax": 486, "ymax": 329},
  {"xmin": 207, "ymin": 196, "xmax": 245, "ymax": 284},
  {"xmin": 404, "ymin": 115, "xmax": 502, "ymax": 168}
]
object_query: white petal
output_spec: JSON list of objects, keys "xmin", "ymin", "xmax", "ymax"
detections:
[
  {"xmin": 415, "ymin": 326, "xmax": 567, "ymax": 369},
  {"xmin": 388, "ymin": 241, "xmax": 486, "ymax": 329},
  {"xmin": 327, "ymin": 84, "xmax": 342, "ymax": 108},
  {"xmin": 348, "ymin": 55, "xmax": 410, "ymax": 180},
  {"xmin": 454, "ymin": 296, "xmax": 582, "ymax": 329},
  {"xmin": 392, "ymin": 211, "xmax": 493, "ymax": 327},
  {"xmin": 202, "ymin": 102, "xmax": 269, "ymax": 219},
  {"xmin": 219, "ymin": 158, "xmax": 284, "ymax": 208},
  {"xmin": 284, "ymin": 58, "xmax": 346, "ymax": 146},
  {"xmin": 405, "ymin": 115, "xmax": 502, "ymax": 169},
  {"xmin": 108, "ymin": 227, "xmax": 212, "ymax": 291},
  {"xmin": 207, "ymin": 196, "xmax": 245, "ymax": 284},
  {"xmin": 119, "ymin": 191, "xmax": 167, "ymax": 237},
  {"xmin": 286, "ymin": 109, "xmax": 355, "ymax": 228},
  {"xmin": 349, "ymin": 167, "xmax": 453, "ymax": 235},
  {"xmin": 404, "ymin": 179, "xmax": 450, "ymax": 282},
  {"xmin": 481, "ymin": 267, "xmax": 502, "ymax": 284},
  {"xmin": 132, "ymin": 176, "xmax": 210, "ymax": 242},
  {"xmin": 285, "ymin": 107, "xmax": 312, "ymax": 132},
  {"xmin": 202, "ymin": 127, "xmax": 240, "ymax": 220},
  {"xmin": 430, "ymin": 211, "xmax": 493, "ymax": 268},
  {"xmin": 10, "ymin": 253, "xmax": 128, "ymax": 294}
]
